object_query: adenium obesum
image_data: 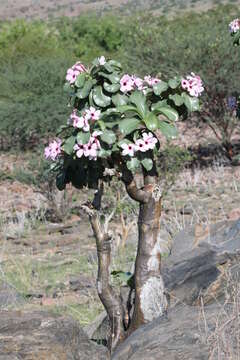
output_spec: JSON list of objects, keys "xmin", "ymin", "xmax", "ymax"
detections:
[
  {"xmin": 229, "ymin": 18, "xmax": 240, "ymax": 34},
  {"xmin": 45, "ymin": 56, "xmax": 203, "ymax": 190},
  {"xmin": 229, "ymin": 18, "xmax": 240, "ymax": 46}
]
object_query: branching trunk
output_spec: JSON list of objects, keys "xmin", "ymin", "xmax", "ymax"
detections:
[
  {"xmin": 82, "ymin": 184, "xmax": 125, "ymax": 352},
  {"xmin": 83, "ymin": 164, "xmax": 168, "ymax": 350}
]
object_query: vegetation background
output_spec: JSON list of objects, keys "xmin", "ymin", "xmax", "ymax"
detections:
[{"xmin": 1, "ymin": 1, "xmax": 240, "ymax": 352}]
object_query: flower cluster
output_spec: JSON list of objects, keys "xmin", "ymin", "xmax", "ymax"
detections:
[
  {"xmin": 120, "ymin": 132, "xmax": 158, "ymax": 157},
  {"xmin": 181, "ymin": 73, "xmax": 204, "ymax": 97},
  {"xmin": 66, "ymin": 62, "xmax": 87, "ymax": 84},
  {"xmin": 68, "ymin": 107, "xmax": 101, "ymax": 132},
  {"xmin": 74, "ymin": 131, "xmax": 102, "ymax": 160},
  {"xmin": 120, "ymin": 74, "xmax": 160, "ymax": 93},
  {"xmin": 144, "ymin": 76, "xmax": 161, "ymax": 87},
  {"xmin": 44, "ymin": 139, "xmax": 62, "ymax": 161},
  {"xmin": 229, "ymin": 19, "xmax": 240, "ymax": 34}
]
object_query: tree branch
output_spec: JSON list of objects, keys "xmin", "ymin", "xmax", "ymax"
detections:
[{"xmin": 81, "ymin": 184, "xmax": 125, "ymax": 351}]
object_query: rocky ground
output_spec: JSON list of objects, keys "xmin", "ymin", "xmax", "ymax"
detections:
[
  {"xmin": 0, "ymin": 0, "xmax": 239, "ymax": 20},
  {"xmin": 0, "ymin": 123, "xmax": 240, "ymax": 358}
]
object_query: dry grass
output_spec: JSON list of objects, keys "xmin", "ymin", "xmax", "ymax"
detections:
[{"xmin": 199, "ymin": 270, "xmax": 240, "ymax": 359}]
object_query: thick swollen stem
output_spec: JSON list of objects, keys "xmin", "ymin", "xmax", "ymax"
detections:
[
  {"xmin": 86, "ymin": 191, "xmax": 125, "ymax": 351},
  {"xmin": 123, "ymin": 170, "xmax": 168, "ymax": 332}
]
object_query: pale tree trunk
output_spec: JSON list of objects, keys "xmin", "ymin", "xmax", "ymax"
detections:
[{"xmin": 122, "ymin": 166, "xmax": 168, "ymax": 332}]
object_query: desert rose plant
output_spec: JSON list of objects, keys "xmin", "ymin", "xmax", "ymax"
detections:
[{"xmin": 45, "ymin": 56, "xmax": 203, "ymax": 350}]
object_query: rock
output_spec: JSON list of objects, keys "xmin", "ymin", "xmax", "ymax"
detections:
[
  {"xmin": 0, "ymin": 281, "xmax": 25, "ymax": 309},
  {"xmin": 69, "ymin": 275, "xmax": 94, "ymax": 293},
  {"xmin": 112, "ymin": 304, "xmax": 212, "ymax": 360},
  {"xmin": 163, "ymin": 219, "xmax": 240, "ymax": 305},
  {"xmin": 0, "ymin": 310, "xmax": 109, "ymax": 359},
  {"xmin": 84, "ymin": 310, "xmax": 109, "ymax": 343}
]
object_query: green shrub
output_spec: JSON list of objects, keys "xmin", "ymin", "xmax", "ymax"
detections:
[{"xmin": 122, "ymin": 5, "xmax": 240, "ymax": 158}]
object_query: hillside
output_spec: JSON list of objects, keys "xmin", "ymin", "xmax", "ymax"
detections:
[{"xmin": 0, "ymin": 0, "xmax": 239, "ymax": 20}]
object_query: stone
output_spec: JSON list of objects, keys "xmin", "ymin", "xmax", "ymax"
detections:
[
  {"xmin": 0, "ymin": 310, "xmax": 109, "ymax": 359},
  {"xmin": 112, "ymin": 304, "xmax": 211, "ymax": 360}
]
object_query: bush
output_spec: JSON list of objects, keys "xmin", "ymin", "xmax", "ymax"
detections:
[{"xmin": 122, "ymin": 5, "xmax": 240, "ymax": 158}]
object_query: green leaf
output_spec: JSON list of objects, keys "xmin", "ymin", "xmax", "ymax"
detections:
[
  {"xmin": 103, "ymin": 82, "xmax": 120, "ymax": 93},
  {"xmin": 144, "ymin": 112, "xmax": 159, "ymax": 131},
  {"xmin": 93, "ymin": 86, "xmax": 111, "ymax": 107},
  {"xmin": 97, "ymin": 120, "xmax": 106, "ymax": 131},
  {"xmin": 127, "ymin": 158, "xmax": 140, "ymax": 172},
  {"xmin": 75, "ymin": 73, "xmax": 86, "ymax": 88},
  {"xmin": 151, "ymin": 100, "xmax": 168, "ymax": 111},
  {"xmin": 100, "ymin": 130, "xmax": 116, "ymax": 144},
  {"xmin": 112, "ymin": 94, "xmax": 128, "ymax": 107},
  {"xmin": 130, "ymin": 91, "xmax": 147, "ymax": 118},
  {"xmin": 103, "ymin": 63, "xmax": 114, "ymax": 73},
  {"xmin": 108, "ymin": 60, "xmax": 122, "ymax": 69},
  {"xmin": 63, "ymin": 136, "xmax": 75, "ymax": 155},
  {"xmin": 119, "ymin": 117, "xmax": 140, "ymax": 135},
  {"xmin": 99, "ymin": 72, "xmax": 121, "ymax": 84},
  {"xmin": 158, "ymin": 121, "xmax": 178, "ymax": 139},
  {"xmin": 77, "ymin": 132, "xmax": 90, "ymax": 144},
  {"xmin": 98, "ymin": 148, "xmax": 112, "ymax": 158},
  {"xmin": 169, "ymin": 94, "xmax": 184, "ymax": 106},
  {"xmin": 153, "ymin": 81, "xmax": 168, "ymax": 95},
  {"xmin": 111, "ymin": 271, "xmax": 132, "ymax": 284},
  {"xmin": 168, "ymin": 78, "xmax": 181, "ymax": 89},
  {"xmin": 117, "ymin": 105, "xmax": 138, "ymax": 114},
  {"xmin": 141, "ymin": 158, "xmax": 153, "ymax": 171},
  {"xmin": 182, "ymin": 93, "xmax": 200, "ymax": 112},
  {"xmin": 76, "ymin": 79, "xmax": 93, "ymax": 99},
  {"xmin": 63, "ymin": 82, "xmax": 75, "ymax": 96},
  {"xmin": 153, "ymin": 105, "xmax": 179, "ymax": 122}
]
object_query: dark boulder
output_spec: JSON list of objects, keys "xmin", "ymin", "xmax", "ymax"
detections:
[{"xmin": 0, "ymin": 310, "xmax": 109, "ymax": 359}]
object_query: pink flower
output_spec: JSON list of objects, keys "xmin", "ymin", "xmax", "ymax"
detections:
[
  {"xmin": 181, "ymin": 79, "xmax": 189, "ymax": 90},
  {"xmin": 84, "ymin": 141, "xmax": 98, "ymax": 160},
  {"xmin": 66, "ymin": 61, "xmax": 87, "ymax": 84},
  {"xmin": 142, "ymin": 132, "xmax": 158, "ymax": 150},
  {"xmin": 85, "ymin": 107, "xmax": 101, "ymax": 121},
  {"xmin": 120, "ymin": 74, "xmax": 135, "ymax": 93},
  {"xmin": 69, "ymin": 110, "xmax": 89, "ymax": 132},
  {"xmin": 144, "ymin": 76, "xmax": 161, "ymax": 87},
  {"xmin": 132, "ymin": 76, "xmax": 144, "ymax": 91},
  {"xmin": 74, "ymin": 143, "xmax": 84, "ymax": 158},
  {"xmin": 181, "ymin": 73, "xmax": 204, "ymax": 97},
  {"xmin": 120, "ymin": 143, "xmax": 135, "ymax": 157},
  {"xmin": 98, "ymin": 56, "xmax": 106, "ymax": 65},
  {"xmin": 135, "ymin": 138, "xmax": 148, "ymax": 152},
  {"xmin": 229, "ymin": 19, "xmax": 240, "ymax": 33},
  {"xmin": 91, "ymin": 131, "xmax": 102, "ymax": 149},
  {"xmin": 44, "ymin": 139, "xmax": 62, "ymax": 161}
]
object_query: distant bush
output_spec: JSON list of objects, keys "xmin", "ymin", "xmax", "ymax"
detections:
[
  {"xmin": 56, "ymin": 14, "xmax": 126, "ymax": 61},
  {"xmin": 0, "ymin": 16, "xmax": 127, "ymax": 150},
  {"xmin": 122, "ymin": 5, "xmax": 240, "ymax": 159}
]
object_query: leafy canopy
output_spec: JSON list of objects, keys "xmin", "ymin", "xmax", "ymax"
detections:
[{"xmin": 45, "ymin": 57, "xmax": 203, "ymax": 191}]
